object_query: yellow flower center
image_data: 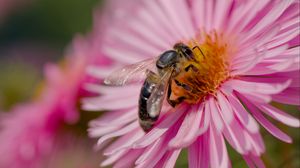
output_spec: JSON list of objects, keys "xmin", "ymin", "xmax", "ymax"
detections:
[{"xmin": 173, "ymin": 31, "xmax": 234, "ymax": 104}]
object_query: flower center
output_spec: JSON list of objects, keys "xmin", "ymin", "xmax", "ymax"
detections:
[{"xmin": 172, "ymin": 31, "xmax": 233, "ymax": 104}]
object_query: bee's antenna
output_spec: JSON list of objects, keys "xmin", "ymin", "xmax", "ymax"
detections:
[{"xmin": 192, "ymin": 46, "xmax": 205, "ymax": 59}]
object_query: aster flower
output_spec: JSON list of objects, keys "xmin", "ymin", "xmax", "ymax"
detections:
[{"xmin": 84, "ymin": 0, "xmax": 300, "ymax": 167}]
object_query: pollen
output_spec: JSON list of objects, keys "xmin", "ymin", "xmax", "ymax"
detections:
[{"xmin": 174, "ymin": 31, "xmax": 234, "ymax": 104}]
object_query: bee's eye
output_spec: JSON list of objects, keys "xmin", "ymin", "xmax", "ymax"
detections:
[
  {"xmin": 183, "ymin": 47, "xmax": 192, "ymax": 56},
  {"xmin": 182, "ymin": 47, "xmax": 194, "ymax": 59},
  {"xmin": 173, "ymin": 43, "xmax": 194, "ymax": 59}
]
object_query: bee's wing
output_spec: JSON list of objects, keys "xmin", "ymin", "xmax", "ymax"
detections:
[
  {"xmin": 146, "ymin": 67, "xmax": 174, "ymax": 118},
  {"xmin": 104, "ymin": 58, "xmax": 157, "ymax": 86}
]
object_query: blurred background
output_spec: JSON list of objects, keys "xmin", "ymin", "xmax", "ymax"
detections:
[
  {"xmin": 0, "ymin": 0, "xmax": 299, "ymax": 167},
  {"xmin": 0, "ymin": 0, "xmax": 100, "ymax": 110},
  {"xmin": 0, "ymin": 0, "xmax": 102, "ymax": 167}
]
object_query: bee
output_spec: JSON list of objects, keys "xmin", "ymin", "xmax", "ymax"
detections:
[{"xmin": 104, "ymin": 43, "xmax": 204, "ymax": 132}]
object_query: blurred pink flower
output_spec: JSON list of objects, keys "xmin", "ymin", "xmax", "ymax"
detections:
[
  {"xmin": 0, "ymin": 34, "xmax": 110, "ymax": 167},
  {"xmin": 44, "ymin": 134, "xmax": 99, "ymax": 168},
  {"xmin": 84, "ymin": 0, "xmax": 300, "ymax": 167}
]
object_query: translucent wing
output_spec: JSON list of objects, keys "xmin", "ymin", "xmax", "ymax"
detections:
[
  {"xmin": 104, "ymin": 58, "xmax": 157, "ymax": 86},
  {"xmin": 146, "ymin": 67, "xmax": 174, "ymax": 118}
]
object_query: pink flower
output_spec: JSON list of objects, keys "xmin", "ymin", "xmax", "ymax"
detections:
[
  {"xmin": 0, "ymin": 102, "xmax": 55, "ymax": 168},
  {"xmin": 0, "ymin": 35, "xmax": 109, "ymax": 167},
  {"xmin": 84, "ymin": 0, "xmax": 300, "ymax": 167},
  {"xmin": 43, "ymin": 133, "xmax": 100, "ymax": 168}
]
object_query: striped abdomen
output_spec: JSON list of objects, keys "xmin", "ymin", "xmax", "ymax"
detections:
[{"xmin": 138, "ymin": 75, "xmax": 159, "ymax": 132}]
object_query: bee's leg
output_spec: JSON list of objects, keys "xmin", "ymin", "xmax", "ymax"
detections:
[
  {"xmin": 174, "ymin": 79, "xmax": 192, "ymax": 92},
  {"xmin": 169, "ymin": 96, "xmax": 186, "ymax": 107},
  {"xmin": 184, "ymin": 64, "xmax": 198, "ymax": 72},
  {"xmin": 167, "ymin": 81, "xmax": 187, "ymax": 107},
  {"xmin": 167, "ymin": 83, "xmax": 176, "ymax": 107}
]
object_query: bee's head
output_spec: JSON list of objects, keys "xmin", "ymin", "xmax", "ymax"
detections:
[{"xmin": 173, "ymin": 43, "xmax": 194, "ymax": 60}]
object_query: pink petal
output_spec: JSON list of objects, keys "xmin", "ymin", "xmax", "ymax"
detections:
[
  {"xmin": 231, "ymin": 48, "xmax": 264, "ymax": 68},
  {"xmin": 216, "ymin": 91, "xmax": 234, "ymax": 124},
  {"xmin": 225, "ymin": 91, "xmax": 259, "ymax": 133},
  {"xmin": 159, "ymin": 0, "xmax": 195, "ymax": 39},
  {"xmin": 231, "ymin": 49, "xmax": 265, "ymax": 76},
  {"xmin": 113, "ymin": 149, "xmax": 144, "ymax": 168},
  {"xmin": 239, "ymin": 25, "xmax": 280, "ymax": 53},
  {"xmin": 262, "ymin": 45, "xmax": 288, "ymax": 59},
  {"xmin": 191, "ymin": 0, "xmax": 205, "ymax": 29},
  {"xmin": 203, "ymin": 0, "xmax": 214, "ymax": 31},
  {"xmin": 273, "ymin": 70, "xmax": 300, "ymax": 80},
  {"xmin": 188, "ymin": 139, "xmax": 200, "ymax": 168},
  {"xmin": 223, "ymin": 82, "xmax": 272, "ymax": 104},
  {"xmin": 97, "ymin": 121, "xmax": 139, "ymax": 146},
  {"xmin": 227, "ymin": 0, "xmax": 268, "ymax": 34},
  {"xmin": 44, "ymin": 63, "xmax": 63, "ymax": 85},
  {"xmin": 168, "ymin": 104, "xmax": 203, "ymax": 148},
  {"xmin": 86, "ymin": 65, "xmax": 119, "ymax": 80},
  {"xmin": 82, "ymin": 95, "xmax": 137, "ymax": 111},
  {"xmin": 85, "ymin": 84, "xmax": 140, "ymax": 95},
  {"xmin": 133, "ymin": 105, "xmax": 186, "ymax": 148},
  {"xmin": 89, "ymin": 108, "xmax": 136, "ymax": 127},
  {"xmin": 154, "ymin": 150, "xmax": 181, "ymax": 168},
  {"xmin": 239, "ymin": 75, "xmax": 293, "ymax": 86},
  {"xmin": 97, "ymin": 110, "xmax": 136, "ymax": 127},
  {"xmin": 222, "ymin": 117, "xmax": 247, "ymax": 154},
  {"xmin": 279, "ymin": 16, "xmax": 300, "ymax": 33},
  {"xmin": 127, "ymin": 10, "xmax": 171, "ymax": 49},
  {"xmin": 198, "ymin": 103, "xmax": 211, "ymax": 136},
  {"xmin": 240, "ymin": 92, "xmax": 272, "ymax": 103},
  {"xmin": 272, "ymin": 88, "xmax": 300, "ymax": 105},
  {"xmin": 251, "ymin": 155, "xmax": 266, "ymax": 168},
  {"xmin": 242, "ymin": 0, "xmax": 293, "ymax": 43},
  {"xmin": 143, "ymin": 0, "xmax": 181, "ymax": 41},
  {"xmin": 281, "ymin": 61, "xmax": 300, "ymax": 72},
  {"xmin": 102, "ymin": 45, "xmax": 146, "ymax": 64},
  {"xmin": 244, "ymin": 154, "xmax": 266, "ymax": 168},
  {"xmin": 267, "ymin": 25, "xmax": 299, "ymax": 48},
  {"xmin": 279, "ymin": 46, "xmax": 300, "ymax": 59},
  {"xmin": 209, "ymin": 124, "xmax": 230, "ymax": 168},
  {"xmin": 208, "ymin": 98, "xmax": 224, "ymax": 132},
  {"xmin": 245, "ymin": 59, "xmax": 295, "ymax": 75},
  {"xmin": 101, "ymin": 149, "xmax": 128, "ymax": 167},
  {"xmin": 136, "ymin": 137, "xmax": 164, "ymax": 164},
  {"xmin": 243, "ymin": 155, "xmax": 256, "ymax": 168},
  {"xmin": 213, "ymin": 0, "xmax": 232, "ymax": 30},
  {"xmin": 178, "ymin": 104, "xmax": 204, "ymax": 145},
  {"xmin": 103, "ymin": 129, "xmax": 144, "ymax": 155},
  {"xmin": 244, "ymin": 132, "xmax": 265, "ymax": 156},
  {"xmin": 188, "ymin": 134, "xmax": 210, "ymax": 168},
  {"xmin": 239, "ymin": 94, "xmax": 292, "ymax": 143},
  {"xmin": 276, "ymin": 1, "xmax": 300, "ymax": 23},
  {"xmin": 257, "ymin": 103, "xmax": 300, "ymax": 127},
  {"xmin": 129, "ymin": 2, "xmax": 176, "ymax": 47},
  {"xmin": 225, "ymin": 79, "xmax": 291, "ymax": 95},
  {"xmin": 135, "ymin": 137, "xmax": 170, "ymax": 168},
  {"xmin": 107, "ymin": 27, "xmax": 162, "ymax": 57},
  {"xmin": 88, "ymin": 125, "xmax": 121, "ymax": 138}
]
